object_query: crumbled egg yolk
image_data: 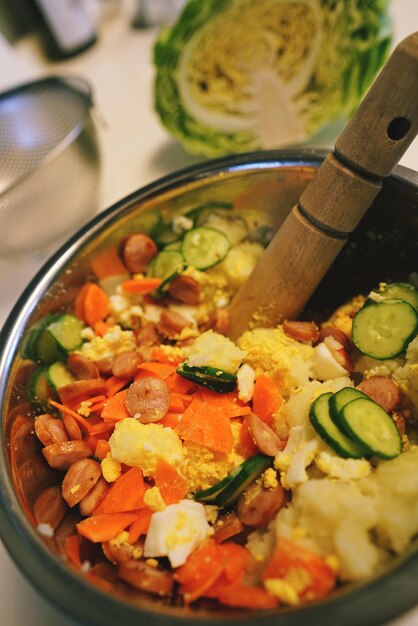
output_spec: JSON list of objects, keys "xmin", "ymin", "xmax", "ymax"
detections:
[
  {"xmin": 144, "ymin": 487, "xmax": 166, "ymax": 512},
  {"xmin": 108, "ymin": 418, "xmax": 183, "ymax": 476},
  {"xmin": 262, "ymin": 467, "xmax": 279, "ymax": 489},
  {"xmin": 79, "ymin": 325, "xmax": 136, "ymax": 361},
  {"xmin": 101, "ymin": 454, "xmax": 122, "ymax": 483},
  {"xmin": 315, "ymin": 451, "xmax": 372, "ymax": 479},
  {"xmin": 110, "ymin": 531, "xmax": 143, "ymax": 559}
]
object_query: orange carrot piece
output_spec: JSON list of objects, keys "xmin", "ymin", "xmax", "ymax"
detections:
[
  {"xmin": 104, "ymin": 375, "xmax": 130, "ymax": 397},
  {"xmin": 176, "ymin": 398, "xmax": 233, "ymax": 454},
  {"xmin": 48, "ymin": 399, "xmax": 91, "ymax": 433},
  {"xmin": 120, "ymin": 278, "xmax": 162, "ymax": 294},
  {"xmin": 136, "ymin": 362, "xmax": 176, "ymax": 380},
  {"xmin": 175, "ymin": 538, "xmax": 224, "ymax": 603},
  {"xmin": 96, "ymin": 467, "xmax": 145, "ymax": 514},
  {"xmin": 252, "ymin": 374, "xmax": 284, "ymax": 425},
  {"xmin": 95, "ymin": 439, "xmax": 111, "ymax": 461},
  {"xmin": 166, "ymin": 372, "xmax": 196, "ymax": 393},
  {"xmin": 93, "ymin": 320, "xmax": 113, "ymax": 337},
  {"xmin": 85, "ymin": 434, "xmax": 99, "ymax": 453},
  {"xmin": 128, "ymin": 507, "xmax": 153, "ymax": 544},
  {"xmin": 90, "ymin": 246, "xmax": 127, "ymax": 279},
  {"xmin": 83, "ymin": 283, "xmax": 109, "ymax": 327},
  {"xmin": 154, "ymin": 459, "xmax": 188, "ymax": 505},
  {"xmin": 77, "ymin": 512, "xmax": 138, "ymax": 543},
  {"xmin": 238, "ymin": 418, "xmax": 260, "ymax": 458},
  {"xmin": 158, "ymin": 412, "xmax": 183, "ymax": 428},
  {"xmin": 101, "ymin": 389, "xmax": 130, "ymax": 421},
  {"xmin": 197, "ymin": 389, "xmax": 251, "ymax": 418},
  {"xmin": 168, "ymin": 392, "xmax": 193, "ymax": 413},
  {"xmin": 220, "ymin": 543, "xmax": 250, "ymax": 582},
  {"xmin": 216, "ymin": 583, "xmax": 279, "ymax": 609},
  {"xmin": 75, "ymin": 283, "xmax": 90, "ymax": 321},
  {"xmin": 65, "ymin": 535, "xmax": 81, "ymax": 568}
]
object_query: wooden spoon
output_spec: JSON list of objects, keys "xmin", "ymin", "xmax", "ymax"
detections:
[{"xmin": 228, "ymin": 32, "xmax": 418, "ymax": 341}]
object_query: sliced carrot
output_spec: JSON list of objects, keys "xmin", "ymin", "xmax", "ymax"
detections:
[
  {"xmin": 213, "ymin": 512, "xmax": 245, "ymax": 544},
  {"xmin": 151, "ymin": 346, "xmax": 185, "ymax": 366},
  {"xmin": 48, "ymin": 399, "xmax": 91, "ymax": 433},
  {"xmin": 71, "ymin": 394, "xmax": 107, "ymax": 413},
  {"xmin": 216, "ymin": 583, "xmax": 279, "ymax": 609},
  {"xmin": 176, "ymin": 398, "xmax": 233, "ymax": 454},
  {"xmin": 120, "ymin": 278, "xmax": 162, "ymax": 294},
  {"xmin": 175, "ymin": 538, "xmax": 223, "ymax": 603},
  {"xmin": 168, "ymin": 392, "xmax": 193, "ymax": 413},
  {"xmin": 158, "ymin": 412, "xmax": 183, "ymax": 428},
  {"xmin": 136, "ymin": 362, "xmax": 176, "ymax": 380},
  {"xmin": 154, "ymin": 459, "xmax": 188, "ymax": 505},
  {"xmin": 93, "ymin": 320, "xmax": 113, "ymax": 337},
  {"xmin": 104, "ymin": 375, "xmax": 130, "ymax": 398},
  {"xmin": 166, "ymin": 372, "xmax": 196, "ymax": 393},
  {"xmin": 75, "ymin": 282, "xmax": 109, "ymax": 327},
  {"xmin": 196, "ymin": 389, "xmax": 251, "ymax": 418},
  {"xmin": 88, "ymin": 421, "xmax": 114, "ymax": 437},
  {"xmin": 101, "ymin": 389, "xmax": 130, "ymax": 421},
  {"xmin": 65, "ymin": 534, "xmax": 81, "ymax": 568},
  {"xmin": 95, "ymin": 439, "xmax": 111, "ymax": 461},
  {"xmin": 220, "ymin": 543, "xmax": 250, "ymax": 582},
  {"xmin": 85, "ymin": 434, "xmax": 99, "ymax": 454},
  {"xmin": 252, "ymin": 374, "xmax": 284, "ymax": 425},
  {"xmin": 90, "ymin": 246, "xmax": 127, "ymax": 279},
  {"xmin": 238, "ymin": 418, "xmax": 260, "ymax": 458},
  {"xmin": 95, "ymin": 467, "xmax": 146, "ymax": 514},
  {"xmin": 75, "ymin": 283, "xmax": 90, "ymax": 321},
  {"xmin": 77, "ymin": 512, "xmax": 138, "ymax": 543},
  {"xmin": 262, "ymin": 538, "xmax": 337, "ymax": 602},
  {"xmin": 128, "ymin": 507, "xmax": 153, "ymax": 544}
]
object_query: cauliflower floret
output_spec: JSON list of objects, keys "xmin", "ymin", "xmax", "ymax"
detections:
[
  {"xmin": 108, "ymin": 419, "xmax": 183, "ymax": 476},
  {"xmin": 187, "ymin": 330, "xmax": 246, "ymax": 374},
  {"xmin": 237, "ymin": 326, "xmax": 314, "ymax": 393}
]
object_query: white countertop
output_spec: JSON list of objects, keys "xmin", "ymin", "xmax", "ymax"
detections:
[{"xmin": 0, "ymin": 1, "xmax": 418, "ymax": 624}]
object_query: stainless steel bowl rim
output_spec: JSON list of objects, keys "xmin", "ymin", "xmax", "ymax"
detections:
[
  {"xmin": 0, "ymin": 74, "xmax": 94, "ymax": 198},
  {"xmin": 0, "ymin": 149, "xmax": 417, "ymax": 626}
]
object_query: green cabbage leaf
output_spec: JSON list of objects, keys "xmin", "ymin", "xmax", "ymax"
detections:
[{"xmin": 153, "ymin": 0, "xmax": 392, "ymax": 156}]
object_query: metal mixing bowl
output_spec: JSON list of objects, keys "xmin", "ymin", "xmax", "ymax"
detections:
[
  {"xmin": 0, "ymin": 150, "xmax": 417, "ymax": 626},
  {"xmin": 0, "ymin": 75, "xmax": 100, "ymax": 256}
]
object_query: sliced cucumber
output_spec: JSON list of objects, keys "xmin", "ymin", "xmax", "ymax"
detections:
[
  {"xmin": 177, "ymin": 363, "xmax": 236, "ymax": 393},
  {"xmin": 185, "ymin": 201, "xmax": 232, "ymax": 226},
  {"xmin": 153, "ymin": 223, "xmax": 181, "ymax": 247},
  {"xmin": 164, "ymin": 241, "xmax": 183, "ymax": 252},
  {"xmin": 47, "ymin": 314, "xmax": 84, "ymax": 352},
  {"xmin": 28, "ymin": 367, "xmax": 54, "ymax": 406},
  {"xmin": 182, "ymin": 227, "xmax": 230, "ymax": 270},
  {"xmin": 352, "ymin": 299, "xmax": 418, "ymax": 359},
  {"xmin": 146, "ymin": 250, "xmax": 185, "ymax": 296},
  {"xmin": 377, "ymin": 282, "xmax": 418, "ymax": 311},
  {"xmin": 195, "ymin": 454, "xmax": 272, "ymax": 507},
  {"xmin": 329, "ymin": 387, "xmax": 368, "ymax": 424},
  {"xmin": 338, "ymin": 397, "xmax": 402, "ymax": 459},
  {"xmin": 310, "ymin": 392, "xmax": 367, "ymax": 459},
  {"xmin": 21, "ymin": 313, "xmax": 61, "ymax": 361},
  {"xmin": 46, "ymin": 362, "xmax": 75, "ymax": 392}
]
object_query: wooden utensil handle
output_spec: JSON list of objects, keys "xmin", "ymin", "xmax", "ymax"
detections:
[{"xmin": 228, "ymin": 32, "xmax": 418, "ymax": 340}]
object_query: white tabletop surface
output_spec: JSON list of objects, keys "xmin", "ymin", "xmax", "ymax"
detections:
[{"xmin": 0, "ymin": 1, "xmax": 417, "ymax": 624}]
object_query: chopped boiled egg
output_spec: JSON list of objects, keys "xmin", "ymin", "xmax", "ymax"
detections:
[
  {"xmin": 312, "ymin": 342, "xmax": 349, "ymax": 381},
  {"xmin": 143, "ymin": 499, "xmax": 212, "ymax": 567}
]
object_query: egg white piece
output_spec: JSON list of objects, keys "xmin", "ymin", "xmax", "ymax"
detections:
[
  {"xmin": 143, "ymin": 499, "xmax": 212, "ymax": 568},
  {"xmin": 312, "ymin": 342, "xmax": 349, "ymax": 381}
]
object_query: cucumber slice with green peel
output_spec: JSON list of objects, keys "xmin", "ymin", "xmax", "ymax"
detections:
[
  {"xmin": 28, "ymin": 367, "xmax": 54, "ymax": 406},
  {"xmin": 146, "ymin": 250, "xmax": 185, "ymax": 295},
  {"xmin": 47, "ymin": 314, "xmax": 84, "ymax": 352},
  {"xmin": 310, "ymin": 393, "xmax": 367, "ymax": 459},
  {"xmin": 329, "ymin": 387, "xmax": 369, "ymax": 424},
  {"xmin": 338, "ymin": 397, "xmax": 402, "ymax": 459},
  {"xmin": 46, "ymin": 362, "xmax": 75, "ymax": 392},
  {"xmin": 376, "ymin": 282, "xmax": 418, "ymax": 311},
  {"xmin": 182, "ymin": 227, "xmax": 230, "ymax": 270},
  {"xmin": 164, "ymin": 241, "xmax": 183, "ymax": 252},
  {"xmin": 177, "ymin": 363, "xmax": 236, "ymax": 393},
  {"xmin": 35, "ymin": 329, "xmax": 67, "ymax": 364},
  {"xmin": 153, "ymin": 223, "xmax": 182, "ymax": 247},
  {"xmin": 195, "ymin": 454, "xmax": 272, "ymax": 507},
  {"xmin": 352, "ymin": 299, "xmax": 418, "ymax": 359},
  {"xmin": 20, "ymin": 313, "xmax": 62, "ymax": 361}
]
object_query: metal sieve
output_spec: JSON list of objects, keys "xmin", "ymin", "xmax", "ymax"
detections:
[{"xmin": 0, "ymin": 75, "xmax": 100, "ymax": 256}]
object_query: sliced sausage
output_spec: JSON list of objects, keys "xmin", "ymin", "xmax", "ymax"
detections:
[
  {"xmin": 42, "ymin": 440, "xmax": 92, "ymax": 470},
  {"xmin": 200, "ymin": 309, "xmax": 230, "ymax": 336},
  {"xmin": 283, "ymin": 320, "xmax": 319, "ymax": 343},
  {"xmin": 33, "ymin": 485, "xmax": 67, "ymax": 530},
  {"xmin": 67, "ymin": 353, "xmax": 99, "ymax": 380},
  {"xmin": 62, "ymin": 412, "xmax": 82, "ymax": 441},
  {"xmin": 34, "ymin": 413, "xmax": 69, "ymax": 446},
  {"xmin": 213, "ymin": 511, "xmax": 245, "ymax": 543},
  {"xmin": 159, "ymin": 309, "xmax": 192, "ymax": 333},
  {"xmin": 118, "ymin": 560, "xmax": 174, "ymax": 596},
  {"xmin": 95, "ymin": 356, "xmax": 113, "ymax": 376},
  {"xmin": 58, "ymin": 378, "xmax": 105, "ymax": 405},
  {"xmin": 168, "ymin": 275, "xmax": 201, "ymax": 305},
  {"xmin": 357, "ymin": 376, "xmax": 400, "ymax": 413},
  {"xmin": 245, "ymin": 412, "xmax": 284, "ymax": 457},
  {"xmin": 317, "ymin": 326, "xmax": 352, "ymax": 352},
  {"xmin": 237, "ymin": 481, "xmax": 287, "ymax": 528},
  {"xmin": 102, "ymin": 540, "xmax": 136, "ymax": 565},
  {"xmin": 111, "ymin": 350, "xmax": 142, "ymax": 379},
  {"xmin": 125, "ymin": 377, "xmax": 170, "ymax": 423},
  {"xmin": 122, "ymin": 233, "xmax": 158, "ymax": 274},
  {"xmin": 62, "ymin": 458, "xmax": 102, "ymax": 507},
  {"xmin": 79, "ymin": 477, "xmax": 108, "ymax": 516}
]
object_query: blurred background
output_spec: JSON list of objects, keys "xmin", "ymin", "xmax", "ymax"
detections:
[{"xmin": 0, "ymin": 1, "xmax": 418, "ymax": 625}]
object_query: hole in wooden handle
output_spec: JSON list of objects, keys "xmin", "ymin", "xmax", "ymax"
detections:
[{"xmin": 387, "ymin": 117, "xmax": 411, "ymax": 141}]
